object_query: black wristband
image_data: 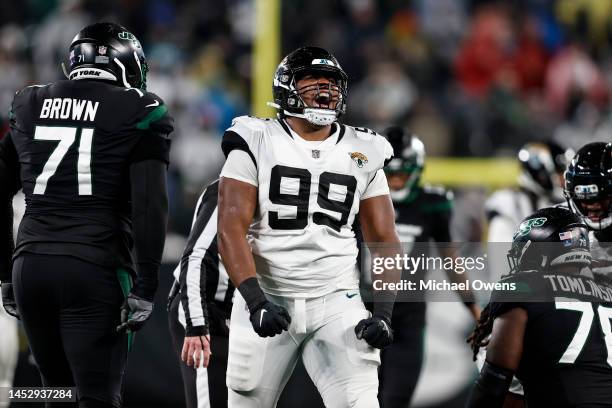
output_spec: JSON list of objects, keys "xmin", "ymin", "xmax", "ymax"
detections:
[
  {"xmin": 478, "ymin": 360, "xmax": 514, "ymax": 396},
  {"xmin": 237, "ymin": 277, "xmax": 267, "ymax": 314},
  {"xmin": 185, "ymin": 324, "xmax": 209, "ymax": 337}
]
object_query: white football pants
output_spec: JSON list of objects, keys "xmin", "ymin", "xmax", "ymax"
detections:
[{"xmin": 227, "ymin": 290, "xmax": 380, "ymax": 408}]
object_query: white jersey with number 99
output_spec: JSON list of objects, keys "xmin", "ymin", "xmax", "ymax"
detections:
[{"xmin": 220, "ymin": 116, "xmax": 393, "ymax": 298}]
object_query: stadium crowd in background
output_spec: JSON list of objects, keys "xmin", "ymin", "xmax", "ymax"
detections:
[{"xmin": 2, "ymin": 0, "xmax": 612, "ymax": 239}]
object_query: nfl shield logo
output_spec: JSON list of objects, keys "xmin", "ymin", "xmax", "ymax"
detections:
[
  {"xmin": 98, "ymin": 46, "xmax": 107, "ymax": 55},
  {"xmin": 312, "ymin": 150, "xmax": 320, "ymax": 159}
]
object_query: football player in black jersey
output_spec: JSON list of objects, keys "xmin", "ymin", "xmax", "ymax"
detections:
[
  {"xmin": 378, "ymin": 126, "xmax": 480, "ymax": 408},
  {"xmin": 467, "ymin": 207, "xmax": 612, "ymax": 407},
  {"xmin": 0, "ymin": 22, "xmax": 173, "ymax": 408},
  {"xmin": 565, "ymin": 142, "xmax": 612, "ymax": 281}
]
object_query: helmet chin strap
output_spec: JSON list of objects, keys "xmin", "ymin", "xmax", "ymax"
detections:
[
  {"xmin": 285, "ymin": 108, "xmax": 337, "ymax": 126},
  {"xmin": 568, "ymin": 199, "xmax": 612, "ymax": 230},
  {"xmin": 267, "ymin": 102, "xmax": 337, "ymax": 126},
  {"xmin": 585, "ymin": 216, "xmax": 612, "ymax": 230}
]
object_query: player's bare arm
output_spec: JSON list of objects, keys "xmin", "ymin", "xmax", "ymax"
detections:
[
  {"xmin": 218, "ymin": 176, "xmax": 291, "ymax": 337},
  {"xmin": 217, "ymin": 176, "xmax": 257, "ymax": 287},
  {"xmin": 360, "ymin": 194, "xmax": 400, "ymax": 248},
  {"xmin": 357, "ymin": 194, "xmax": 401, "ymax": 348},
  {"xmin": 467, "ymin": 307, "xmax": 527, "ymax": 408}
]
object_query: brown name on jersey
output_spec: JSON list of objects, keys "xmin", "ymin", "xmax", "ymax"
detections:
[{"xmin": 40, "ymin": 98, "xmax": 99, "ymax": 121}]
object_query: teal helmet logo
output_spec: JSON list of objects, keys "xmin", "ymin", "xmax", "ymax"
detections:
[{"xmin": 515, "ymin": 217, "xmax": 547, "ymax": 238}]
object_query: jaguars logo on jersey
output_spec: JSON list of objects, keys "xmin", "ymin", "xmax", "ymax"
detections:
[{"xmin": 349, "ymin": 152, "xmax": 368, "ymax": 168}]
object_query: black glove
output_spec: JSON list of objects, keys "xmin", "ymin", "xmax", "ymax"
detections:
[
  {"xmin": 1, "ymin": 283, "xmax": 19, "ymax": 319},
  {"xmin": 355, "ymin": 316, "xmax": 393, "ymax": 349},
  {"xmin": 249, "ymin": 301, "xmax": 291, "ymax": 338},
  {"xmin": 237, "ymin": 277, "xmax": 291, "ymax": 337},
  {"xmin": 116, "ymin": 293, "xmax": 154, "ymax": 333}
]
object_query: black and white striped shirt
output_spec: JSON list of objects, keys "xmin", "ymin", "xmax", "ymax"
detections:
[{"xmin": 172, "ymin": 180, "xmax": 234, "ymax": 336}]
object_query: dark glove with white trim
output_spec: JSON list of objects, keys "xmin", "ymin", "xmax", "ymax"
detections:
[
  {"xmin": 355, "ymin": 316, "xmax": 394, "ymax": 349},
  {"xmin": 238, "ymin": 277, "xmax": 291, "ymax": 337},
  {"xmin": 249, "ymin": 300, "xmax": 291, "ymax": 337}
]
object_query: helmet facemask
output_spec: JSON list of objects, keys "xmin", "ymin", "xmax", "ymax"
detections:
[
  {"xmin": 567, "ymin": 194, "xmax": 612, "ymax": 230},
  {"xmin": 292, "ymin": 76, "xmax": 344, "ymax": 126},
  {"xmin": 278, "ymin": 71, "xmax": 346, "ymax": 126}
]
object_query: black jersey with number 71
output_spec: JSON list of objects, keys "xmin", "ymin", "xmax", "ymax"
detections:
[{"xmin": 2, "ymin": 80, "xmax": 173, "ymax": 271}]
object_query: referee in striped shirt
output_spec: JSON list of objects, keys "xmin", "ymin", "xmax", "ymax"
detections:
[{"xmin": 168, "ymin": 179, "xmax": 234, "ymax": 408}]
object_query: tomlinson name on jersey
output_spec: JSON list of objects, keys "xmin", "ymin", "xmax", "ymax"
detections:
[{"xmin": 39, "ymin": 98, "xmax": 99, "ymax": 121}]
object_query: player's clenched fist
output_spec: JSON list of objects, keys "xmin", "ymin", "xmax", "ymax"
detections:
[
  {"xmin": 238, "ymin": 277, "xmax": 291, "ymax": 337},
  {"xmin": 249, "ymin": 301, "xmax": 291, "ymax": 337},
  {"xmin": 355, "ymin": 316, "xmax": 394, "ymax": 349}
]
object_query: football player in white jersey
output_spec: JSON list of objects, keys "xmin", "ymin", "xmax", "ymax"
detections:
[
  {"xmin": 486, "ymin": 142, "xmax": 572, "ymax": 244},
  {"xmin": 217, "ymin": 46, "xmax": 399, "ymax": 408}
]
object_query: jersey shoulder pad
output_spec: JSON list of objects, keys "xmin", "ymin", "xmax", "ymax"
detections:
[
  {"xmin": 127, "ymin": 90, "xmax": 173, "ymax": 133},
  {"xmin": 13, "ymin": 83, "xmax": 49, "ymax": 99},
  {"xmin": 10, "ymin": 84, "xmax": 50, "ymax": 118},
  {"xmin": 343, "ymin": 125, "xmax": 394, "ymax": 171},
  {"xmin": 488, "ymin": 271, "xmax": 544, "ymax": 318},
  {"xmin": 221, "ymin": 115, "xmax": 266, "ymax": 164}
]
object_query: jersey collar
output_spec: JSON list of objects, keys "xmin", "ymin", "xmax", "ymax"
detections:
[{"xmin": 278, "ymin": 118, "xmax": 341, "ymax": 149}]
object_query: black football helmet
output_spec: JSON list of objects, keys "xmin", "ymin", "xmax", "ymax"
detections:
[
  {"xmin": 507, "ymin": 207, "xmax": 590, "ymax": 273},
  {"xmin": 517, "ymin": 141, "xmax": 573, "ymax": 202},
  {"xmin": 67, "ymin": 22, "xmax": 148, "ymax": 90},
  {"xmin": 270, "ymin": 46, "xmax": 348, "ymax": 126},
  {"xmin": 383, "ymin": 126, "xmax": 425, "ymax": 202},
  {"xmin": 565, "ymin": 142, "xmax": 612, "ymax": 230}
]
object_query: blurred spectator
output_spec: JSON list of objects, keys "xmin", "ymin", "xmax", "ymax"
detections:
[
  {"xmin": 31, "ymin": 0, "xmax": 90, "ymax": 83},
  {"xmin": 454, "ymin": 4, "xmax": 516, "ymax": 99},
  {"xmin": 350, "ymin": 60, "xmax": 417, "ymax": 129},
  {"xmin": 545, "ymin": 41, "xmax": 608, "ymax": 115},
  {"xmin": 0, "ymin": 25, "xmax": 29, "ymax": 125}
]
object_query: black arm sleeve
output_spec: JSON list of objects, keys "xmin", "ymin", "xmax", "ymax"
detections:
[
  {"xmin": 0, "ymin": 134, "xmax": 19, "ymax": 283},
  {"xmin": 0, "ymin": 162, "xmax": 15, "ymax": 282},
  {"xmin": 130, "ymin": 159, "xmax": 168, "ymax": 301}
]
